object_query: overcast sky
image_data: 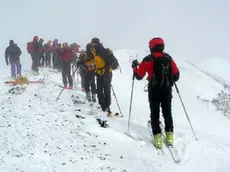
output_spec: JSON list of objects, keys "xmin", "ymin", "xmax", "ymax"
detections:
[{"xmin": 0, "ymin": 0, "xmax": 230, "ymax": 64}]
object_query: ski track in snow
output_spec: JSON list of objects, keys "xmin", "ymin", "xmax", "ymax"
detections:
[{"xmin": 0, "ymin": 50, "xmax": 230, "ymax": 171}]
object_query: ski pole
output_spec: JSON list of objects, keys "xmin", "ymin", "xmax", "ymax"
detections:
[
  {"xmin": 174, "ymin": 83, "xmax": 198, "ymax": 140},
  {"xmin": 55, "ymin": 87, "xmax": 65, "ymax": 101},
  {"xmin": 127, "ymin": 73, "xmax": 135, "ymax": 132},
  {"xmin": 111, "ymin": 84, "xmax": 123, "ymax": 116}
]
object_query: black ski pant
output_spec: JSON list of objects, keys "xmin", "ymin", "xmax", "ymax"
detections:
[
  {"xmin": 40, "ymin": 53, "xmax": 45, "ymax": 66},
  {"xmin": 45, "ymin": 53, "xmax": 51, "ymax": 66},
  {"xmin": 96, "ymin": 72, "xmax": 112, "ymax": 111},
  {"xmin": 148, "ymin": 85, "xmax": 173, "ymax": 135},
  {"xmin": 62, "ymin": 62, "xmax": 73, "ymax": 86},
  {"xmin": 84, "ymin": 70, "xmax": 96, "ymax": 94},
  {"xmin": 31, "ymin": 53, "xmax": 40, "ymax": 72},
  {"xmin": 52, "ymin": 53, "xmax": 56, "ymax": 68}
]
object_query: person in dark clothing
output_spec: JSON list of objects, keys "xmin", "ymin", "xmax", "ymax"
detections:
[
  {"xmin": 90, "ymin": 38, "xmax": 113, "ymax": 112},
  {"xmin": 5, "ymin": 40, "xmax": 22, "ymax": 78},
  {"xmin": 132, "ymin": 37, "xmax": 179, "ymax": 149},
  {"xmin": 44, "ymin": 40, "xmax": 52, "ymax": 67},
  {"xmin": 52, "ymin": 39, "xmax": 62, "ymax": 71},
  {"xmin": 58, "ymin": 43, "xmax": 73, "ymax": 89},
  {"xmin": 77, "ymin": 47, "xmax": 96, "ymax": 102},
  {"xmin": 37, "ymin": 38, "xmax": 44, "ymax": 67},
  {"xmin": 30, "ymin": 36, "xmax": 40, "ymax": 74}
]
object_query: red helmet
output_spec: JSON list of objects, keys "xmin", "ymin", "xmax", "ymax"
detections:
[
  {"xmin": 33, "ymin": 36, "xmax": 38, "ymax": 41},
  {"xmin": 149, "ymin": 37, "xmax": 164, "ymax": 49},
  {"xmin": 149, "ymin": 37, "xmax": 164, "ymax": 52}
]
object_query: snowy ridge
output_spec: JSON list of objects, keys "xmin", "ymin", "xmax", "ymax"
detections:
[{"xmin": 0, "ymin": 49, "xmax": 230, "ymax": 171}]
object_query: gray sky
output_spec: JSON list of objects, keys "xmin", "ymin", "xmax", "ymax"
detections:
[{"xmin": 1, "ymin": 0, "xmax": 230, "ymax": 64}]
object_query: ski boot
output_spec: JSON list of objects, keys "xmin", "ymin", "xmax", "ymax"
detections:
[
  {"xmin": 165, "ymin": 131, "xmax": 173, "ymax": 146},
  {"xmin": 154, "ymin": 133, "xmax": 162, "ymax": 149},
  {"xmin": 68, "ymin": 85, "xmax": 73, "ymax": 90}
]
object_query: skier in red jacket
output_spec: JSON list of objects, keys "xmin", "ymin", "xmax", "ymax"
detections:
[
  {"xmin": 131, "ymin": 37, "xmax": 179, "ymax": 149},
  {"xmin": 58, "ymin": 43, "xmax": 73, "ymax": 89}
]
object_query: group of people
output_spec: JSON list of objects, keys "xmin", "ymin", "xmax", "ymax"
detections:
[
  {"xmin": 26, "ymin": 36, "xmax": 80, "ymax": 75},
  {"xmin": 25, "ymin": 36, "xmax": 120, "ymax": 112},
  {"xmin": 4, "ymin": 36, "xmax": 180, "ymax": 149}
]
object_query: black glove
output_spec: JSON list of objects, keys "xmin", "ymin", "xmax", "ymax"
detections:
[{"xmin": 132, "ymin": 59, "xmax": 139, "ymax": 68}]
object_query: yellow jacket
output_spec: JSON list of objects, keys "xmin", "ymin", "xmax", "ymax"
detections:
[{"xmin": 92, "ymin": 48, "xmax": 112, "ymax": 75}]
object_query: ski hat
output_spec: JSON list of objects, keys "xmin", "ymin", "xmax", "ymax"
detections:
[
  {"xmin": 62, "ymin": 42, "xmax": 68, "ymax": 48},
  {"xmin": 86, "ymin": 43, "xmax": 93, "ymax": 51},
  {"xmin": 91, "ymin": 38, "xmax": 100, "ymax": 44},
  {"xmin": 149, "ymin": 37, "xmax": 165, "ymax": 52},
  {"xmin": 9, "ymin": 40, "xmax": 14, "ymax": 45},
  {"xmin": 53, "ymin": 39, "xmax": 58, "ymax": 44},
  {"xmin": 33, "ymin": 36, "xmax": 38, "ymax": 41}
]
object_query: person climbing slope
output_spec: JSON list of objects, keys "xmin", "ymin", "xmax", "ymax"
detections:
[
  {"xmin": 44, "ymin": 40, "xmax": 52, "ymax": 67},
  {"xmin": 131, "ymin": 37, "xmax": 179, "ymax": 149},
  {"xmin": 89, "ymin": 38, "xmax": 114, "ymax": 112},
  {"xmin": 58, "ymin": 42, "xmax": 73, "ymax": 89},
  {"xmin": 77, "ymin": 44, "xmax": 96, "ymax": 102}
]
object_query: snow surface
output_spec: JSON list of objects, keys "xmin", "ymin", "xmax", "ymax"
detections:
[
  {"xmin": 0, "ymin": 49, "xmax": 230, "ymax": 172},
  {"xmin": 197, "ymin": 58, "xmax": 230, "ymax": 85}
]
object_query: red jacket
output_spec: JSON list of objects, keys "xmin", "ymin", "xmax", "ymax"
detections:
[
  {"xmin": 133, "ymin": 52, "xmax": 179, "ymax": 81},
  {"xmin": 38, "ymin": 47, "xmax": 44, "ymax": 53},
  {"xmin": 59, "ymin": 47, "xmax": 73, "ymax": 62}
]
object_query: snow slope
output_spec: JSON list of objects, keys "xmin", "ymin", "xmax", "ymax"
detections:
[
  {"xmin": 197, "ymin": 58, "xmax": 230, "ymax": 85},
  {"xmin": 0, "ymin": 49, "xmax": 230, "ymax": 172}
]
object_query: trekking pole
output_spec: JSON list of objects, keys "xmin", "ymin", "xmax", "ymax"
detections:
[
  {"xmin": 111, "ymin": 84, "xmax": 123, "ymax": 116},
  {"xmin": 127, "ymin": 73, "xmax": 135, "ymax": 132},
  {"xmin": 118, "ymin": 64, "xmax": 122, "ymax": 73},
  {"xmin": 76, "ymin": 71, "xmax": 79, "ymax": 86},
  {"xmin": 174, "ymin": 83, "xmax": 198, "ymax": 140},
  {"xmin": 55, "ymin": 87, "xmax": 65, "ymax": 101}
]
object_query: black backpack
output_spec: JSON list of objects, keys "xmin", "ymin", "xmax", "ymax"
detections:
[
  {"xmin": 152, "ymin": 53, "xmax": 173, "ymax": 88},
  {"xmin": 97, "ymin": 46, "xmax": 119, "ymax": 70},
  {"xmin": 106, "ymin": 48, "xmax": 119, "ymax": 70}
]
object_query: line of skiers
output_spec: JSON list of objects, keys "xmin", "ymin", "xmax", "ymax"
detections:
[
  {"xmin": 26, "ymin": 36, "xmax": 120, "ymax": 113},
  {"xmin": 4, "ymin": 36, "xmax": 180, "ymax": 149}
]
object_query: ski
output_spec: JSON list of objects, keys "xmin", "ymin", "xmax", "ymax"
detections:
[
  {"xmin": 147, "ymin": 120, "xmax": 181, "ymax": 162},
  {"xmin": 5, "ymin": 79, "xmax": 44, "ymax": 85},
  {"xmin": 160, "ymin": 123, "xmax": 181, "ymax": 163},
  {"xmin": 8, "ymin": 86, "xmax": 26, "ymax": 95},
  {"xmin": 147, "ymin": 121, "xmax": 165, "ymax": 155}
]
